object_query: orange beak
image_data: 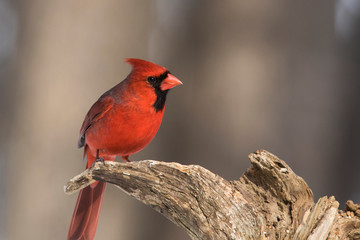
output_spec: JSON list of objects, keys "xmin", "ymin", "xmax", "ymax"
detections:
[{"xmin": 160, "ymin": 74, "xmax": 183, "ymax": 91}]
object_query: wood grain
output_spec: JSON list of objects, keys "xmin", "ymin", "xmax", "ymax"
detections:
[{"xmin": 65, "ymin": 150, "xmax": 360, "ymax": 239}]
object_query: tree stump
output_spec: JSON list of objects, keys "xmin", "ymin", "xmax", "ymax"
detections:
[{"xmin": 64, "ymin": 150, "xmax": 360, "ymax": 239}]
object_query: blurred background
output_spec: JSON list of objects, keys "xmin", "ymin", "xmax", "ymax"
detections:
[{"xmin": 1, "ymin": 0, "xmax": 359, "ymax": 239}]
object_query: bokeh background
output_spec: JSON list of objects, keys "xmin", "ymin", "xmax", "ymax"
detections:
[{"xmin": 1, "ymin": 0, "xmax": 359, "ymax": 239}]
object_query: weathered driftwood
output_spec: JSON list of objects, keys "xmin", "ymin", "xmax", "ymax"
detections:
[{"xmin": 64, "ymin": 150, "xmax": 360, "ymax": 240}]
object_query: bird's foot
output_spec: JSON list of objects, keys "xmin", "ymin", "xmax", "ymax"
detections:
[
  {"xmin": 122, "ymin": 155, "xmax": 130, "ymax": 162},
  {"xmin": 92, "ymin": 149, "xmax": 105, "ymax": 167},
  {"xmin": 95, "ymin": 157, "xmax": 105, "ymax": 163},
  {"xmin": 91, "ymin": 157, "xmax": 104, "ymax": 168}
]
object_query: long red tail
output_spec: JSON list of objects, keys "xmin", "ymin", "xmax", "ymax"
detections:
[
  {"xmin": 67, "ymin": 182, "xmax": 106, "ymax": 240},
  {"xmin": 68, "ymin": 151, "xmax": 107, "ymax": 240}
]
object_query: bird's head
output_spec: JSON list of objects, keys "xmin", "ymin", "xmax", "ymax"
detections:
[{"xmin": 125, "ymin": 58, "xmax": 182, "ymax": 111}]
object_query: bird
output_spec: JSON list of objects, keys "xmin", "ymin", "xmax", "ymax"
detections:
[{"xmin": 67, "ymin": 58, "xmax": 182, "ymax": 240}]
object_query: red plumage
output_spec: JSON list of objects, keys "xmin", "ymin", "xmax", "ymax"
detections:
[{"xmin": 68, "ymin": 58, "xmax": 182, "ymax": 240}]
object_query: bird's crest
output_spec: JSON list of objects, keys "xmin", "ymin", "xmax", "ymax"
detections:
[{"xmin": 125, "ymin": 58, "xmax": 167, "ymax": 76}]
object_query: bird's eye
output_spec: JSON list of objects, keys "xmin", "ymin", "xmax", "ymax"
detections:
[{"xmin": 147, "ymin": 76, "xmax": 155, "ymax": 83}]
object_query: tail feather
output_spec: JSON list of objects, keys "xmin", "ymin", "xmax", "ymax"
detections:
[
  {"xmin": 68, "ymin": 151, "xmax": 107, "ymax": 240},
  {"xmin": 67, "ymin": 182, "xmax": 106, "ymax": 240}
]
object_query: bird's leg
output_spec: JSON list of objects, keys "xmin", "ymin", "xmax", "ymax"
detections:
[
  {"xmin": 122, "ymin": 155, "xmax": 130, "ymax": 162},
  {"xmin": 91, "ymin": 149, "xmax": 105, "ymax": 168},
  {"xmin": 95, "ymin": 149, "xmax": 104, "ymax": 163}
]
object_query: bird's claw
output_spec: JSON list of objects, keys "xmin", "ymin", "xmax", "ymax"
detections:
[
  {"xmin": 95, "ymin": 157, "xmax": 105, "ymax": 163},
  {"xmin": 91, "ymin": 157, "xmax": 105, "ymax": 168}
]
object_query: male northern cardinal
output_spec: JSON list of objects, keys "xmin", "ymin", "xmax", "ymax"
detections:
[{"xmin": 67, "ymin": 58, "xmax": 182, "ymax": 240}]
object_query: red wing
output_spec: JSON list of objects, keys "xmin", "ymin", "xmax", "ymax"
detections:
[{"xmin": 78, "ymin": 95, "xmax": 114, "ymax": 148}]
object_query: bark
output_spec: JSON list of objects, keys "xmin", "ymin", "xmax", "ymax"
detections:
[{"xmin": 64, "ymin": 150, "xmax": 360, "ymax": 240}]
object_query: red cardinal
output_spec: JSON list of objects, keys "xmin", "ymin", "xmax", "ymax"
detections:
[{"xmin": 67, "ymin": 58, "xmax": 182, "ymax": 240}]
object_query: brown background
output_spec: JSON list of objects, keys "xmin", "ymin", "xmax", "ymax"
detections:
[{"xmin": 1, "ymin": 0, "xmax": 359, "ymax": 239}]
